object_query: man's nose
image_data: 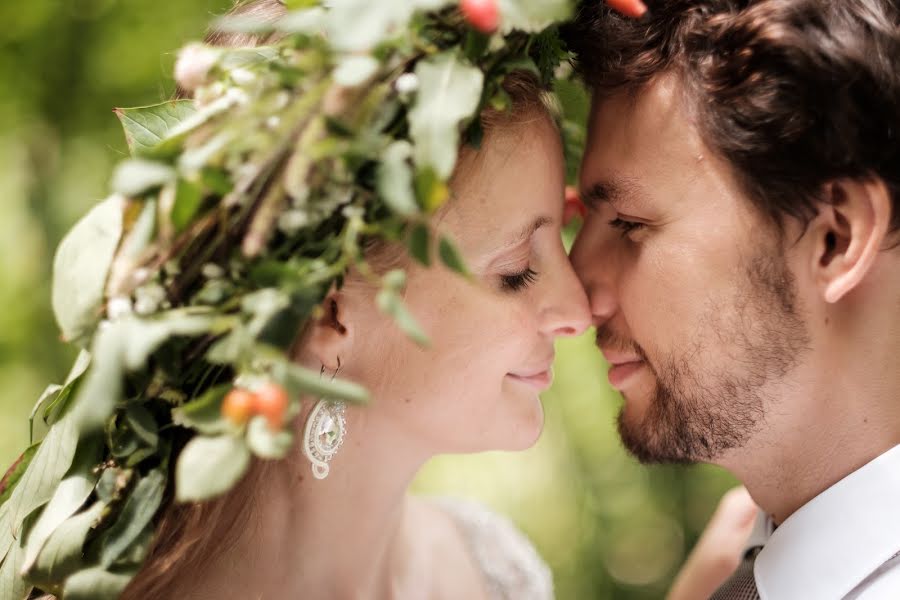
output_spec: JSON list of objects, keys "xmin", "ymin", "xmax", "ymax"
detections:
[{"xmin": 570, "ymin": 221, "xmax": 619, "ymax": 327}]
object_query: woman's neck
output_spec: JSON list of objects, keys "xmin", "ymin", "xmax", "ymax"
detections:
[{"xmin": 192, "ymin": 409, "xmax": 433, "ymax": 599}]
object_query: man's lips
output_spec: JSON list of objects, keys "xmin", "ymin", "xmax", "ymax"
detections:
[{"xmin": 599, "ymin": 348, "xmax": 644, "ymax": 389}]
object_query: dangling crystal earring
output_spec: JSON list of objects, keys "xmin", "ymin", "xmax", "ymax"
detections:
[{"xmin": 301, "ymin": 360, "xmax": 347, "ymax": 480}]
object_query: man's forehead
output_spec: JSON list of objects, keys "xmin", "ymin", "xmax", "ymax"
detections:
[{"xmin": 580, "ymin": 76, "xmax": 708, "ymax": 188}]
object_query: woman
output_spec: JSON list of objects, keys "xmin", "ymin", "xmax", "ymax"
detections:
[{"xmin": 125, "ymin": 12, "xmax": 588, "ymax": 599}]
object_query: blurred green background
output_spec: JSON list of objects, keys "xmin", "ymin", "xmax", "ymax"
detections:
[{"xmin": 0, "ymin": 1, "xmax": 737, "ymax": 598}]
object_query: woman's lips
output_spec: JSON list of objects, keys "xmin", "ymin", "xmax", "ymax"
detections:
[
  {"xmin": 507, "ymin": 369, "xmax": 553, "ymax": 391},
  {"xmin": 607, "ymin": 360, "xmax": 644, "ymax": 389}
]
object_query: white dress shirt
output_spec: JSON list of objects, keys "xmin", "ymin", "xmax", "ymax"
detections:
[{"xmin": 748, "ymin": 444, "xmax": 900, "ymax": 599}]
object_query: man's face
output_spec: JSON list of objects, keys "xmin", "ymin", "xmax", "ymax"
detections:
[{"xmin": 570, "ymin": 77, "xmax": 810, "ymax": 464}]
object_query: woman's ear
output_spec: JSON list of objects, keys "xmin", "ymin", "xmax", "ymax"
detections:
[
  {"xmin": 302, "ymin": 293, "xmax": 352, "ymax": 371},
  {"xmin": 807, "ymin": 178, "xmax": 892, "ymax": 303}
]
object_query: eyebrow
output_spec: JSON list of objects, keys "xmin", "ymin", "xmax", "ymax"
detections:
[
  {"xmin": 496, "ymin": 215, "xmax": 553, "ymax": 251},
  {"xmin": 580, "ymin": 177, "xmax": 644, "ymax": 210}
]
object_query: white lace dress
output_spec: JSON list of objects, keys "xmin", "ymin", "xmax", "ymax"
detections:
[{"xmin": 433, "ymin": 497, "xmax": 554, "ymax": 600}]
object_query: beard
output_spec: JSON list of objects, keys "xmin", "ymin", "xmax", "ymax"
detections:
[{"xmin": 607, "ymin": 249, "xmax": 810, "ymax": 464}]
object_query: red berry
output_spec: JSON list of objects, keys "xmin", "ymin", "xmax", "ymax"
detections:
[
  {"xmin": 563, "ymin": 186, "xmax": 587, "ymax": 224},
  {"xmin": 606, "ymin": 0, "xmax": 648, "ymax": 19},
  {"xmin": 221, "ymin": 388, "xmax": 255, "ymax": 425},
  {"xmin": 461, "ymin": 0, "xmax": 500, "ymax": 34},
  {"xmin": 254, "ymin": 383, "xmax": 290, "ymax": 430}
]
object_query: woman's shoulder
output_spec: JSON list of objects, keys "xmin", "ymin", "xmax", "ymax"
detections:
[{"xmin": 427, "ymin": 496, "xmax": 554, "ymax": 600}]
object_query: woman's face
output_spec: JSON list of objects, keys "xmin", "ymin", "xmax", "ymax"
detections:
[{"xmin": 340, "ymin": 111, "xmax": 591, "ymax": 454}]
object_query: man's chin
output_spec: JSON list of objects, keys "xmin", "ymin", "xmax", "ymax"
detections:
[{"xmin": 616, "ymin": 407, "xmax": 697, "ymax": 466}]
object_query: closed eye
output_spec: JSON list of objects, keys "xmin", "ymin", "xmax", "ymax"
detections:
[
  {"xmin": 501, "ymin": 267, "xmax": 539, "ymax": 292},
  {"xmin": 608, "ymin": 218, "xmax": 646, "ymax": 237}
]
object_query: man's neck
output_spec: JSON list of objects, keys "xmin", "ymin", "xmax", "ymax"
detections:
[{"xmin": 719, "ymin": 349, "xmax": 900, "ymax": 524}]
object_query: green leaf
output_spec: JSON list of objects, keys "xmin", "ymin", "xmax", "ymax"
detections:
[
  {"xmin": 63, "ymin": 565, "xmax": 134, "ymax": 600},
  {"xmin": 99, "ymin": 469, "xmax": 165, "ymax": 568},
  {"xmin": 171, "ymin": 384, "xmax": 231, "ymax": 435},
  {"xmin": 246, "ymin": 416, "xmax": 293, "ymax": 460},
  {"xmin": 175, "ymin": 435, "xmax": 251, "ymax": 502},
  {"xmin": 276, "ymin": 361, "xmax": 370, "ymax": 404},
  {"xmin": 111, "ymin": 159, "xmax": 175, "ymax": 197},
  {"xmin": 52, "ymin": 195, "xmax": 124, "ymax": 346},
  {"xmin": 498, "ymin": 0, "xmax": 573, "ymax": 33},
  {"xmin": 114, "ymin": 100, "xmax": 197, "ymax": 157},
  {"xmin": 29, "ymin": 386, "xmax": 61, "ymax": 443},
  {"xmin": 413, "ymin": 167, "xmax": 450, "ymax": 212},
  {"xmin": 408, "ymin": 52, "xmax": 484, "ymax": 179},
  {"xmin": 376, "ymin": 289, "xmax": 430, "ymax": 347},
  {"xmin": 383, "ymin": 269, "xmax": 407, "ymax": 291},
  {"xmin": 283, "ymin": 0, "xmax": 321, "ymax": 9},
  {"xmin": 70, "ymin": 314, "xmax": 214, "ymax": 435},
  {"xmin": 124, "ymin": 404, "xmax": 159, "ymax": 449},
  {"xmin": 206, "ymin": 327, "xmax": 253, "ymax": 365},
  {"xmin": 407, "ymin": 223, "xmax": 431, "ymax": 266},
  {"xmin": 67, "ymin": 325, "xmax": 126, "ymax": 437},
  {"xmin": 0, "ymin": 444, "xmax": 39, "ymax": 507},
  {"xmin": 43, "ymin": 350, "xmax": 92, "ymax": 426},
  {"xmin": 438, "ymin": 236, "xmax": 470, "ymax": 276},
  {"xmin": 0, "ymin": 414, "xmax": 78, "ymax": 564},
  {"xmin": 377, "ymin": 141, "xmax": 419, "ymax": 216},
  {"xmin": 171, "ymin": 177, "xmax": 203, "ymax": 232},
  {"xmin": 21, "ymin": 438, "xmax": 101, "ymax": 573},
  {"xmin": 242, "ymin": 288, "xmax": 291, "ymax": 338},
  {"xmin": 0, "ymin": 529, "xmax": 30, "ymax": 600},
  {"xmin": 27, "ymin": 501, "xmax": 106, "ymax": 584},
  {"xmin": 324, "ymin": 0, "xmax": 452, "ymax": 52}
]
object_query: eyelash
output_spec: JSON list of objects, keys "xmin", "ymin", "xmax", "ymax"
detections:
[
  {"xmin": 501, "ymin": 267, "xmax": 539, "ymax": 292},
  {"xmin": 608, "ymin": 217, "xmax": 646, "ymax": 237}
]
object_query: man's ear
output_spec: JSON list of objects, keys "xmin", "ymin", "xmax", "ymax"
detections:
[
  {"xmin": 303, "ymin": 293, "xmax": 351, "ymax": 370},
  {"xmin": 807, "ymin": 178, "xmax": 892, "ymax": 303}
]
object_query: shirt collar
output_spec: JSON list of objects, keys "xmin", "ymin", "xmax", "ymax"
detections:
[{"xmin": 753, "ymin": 444, "xmax": 900, "ymax": 599}]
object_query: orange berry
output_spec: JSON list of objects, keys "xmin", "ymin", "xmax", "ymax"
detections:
[
  {"xmin": 253, "ymin": 382, "xmax": 290, "ymax": 430},
  {"xmin": 221, "ymin": 388, "xmax": 255, "ymax": 425}
]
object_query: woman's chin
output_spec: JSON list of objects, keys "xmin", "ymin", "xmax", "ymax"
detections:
[
  {"xmin": 440, "ymin": 404, "xmax": 545, "ymax": 454},
  {"xmin": 493, "ymin": 402, "xmax": 545, "ymax": 452}
]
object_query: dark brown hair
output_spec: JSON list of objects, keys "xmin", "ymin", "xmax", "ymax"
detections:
[{"xmin": 564, "ymin": 0, "xmax": 900, "ymax": 233}]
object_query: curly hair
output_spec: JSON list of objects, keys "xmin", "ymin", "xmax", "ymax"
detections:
[{"xmin": 564, "ymin": 0, "xmax": 900, "ymax": 233}]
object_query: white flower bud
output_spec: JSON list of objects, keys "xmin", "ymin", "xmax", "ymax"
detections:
[
  {"xmin": 107, "ymin": 296, "xmax": 133, "ymax": 320},
  {"xmin": 278, "ymin": 209, "xmax": 310, "ymax": 234},
  {"xmin": 134, "ymin": 283, "xmax": 167, "ymax": 316},
  {"xmin": 175, "ymin": 43, "xmax": 219, "ymax": 93},
  {"xmin": 341, "ymin": 205, "xmax": 364, "ymax": 220},
  {"xmin": 230, "ymin": 67, "xmax": 256, "ymax": 86},
  {"xmin": 395, "ymin": 72, "xmax": 419, "ymax": 96},
  {"xmin": 225, "ymin": 87, "xmax": 250, "ymax": 106},
  {"xmin": 201, "ymin": 263, "xmax": 226, "ymax": 279}
]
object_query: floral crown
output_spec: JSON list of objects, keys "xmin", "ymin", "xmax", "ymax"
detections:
[{"xmin": 0, "ymin": 0, "xmax": 642, "ymax": 597}]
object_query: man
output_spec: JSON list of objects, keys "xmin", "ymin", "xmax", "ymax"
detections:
[{"xmin": 566, "ymin": 1, "xmax": 900, "ymax": 598}]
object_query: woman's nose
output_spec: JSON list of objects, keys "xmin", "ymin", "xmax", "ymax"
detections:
[{"xmin": 539, "ymin": 256, "xmax": 592, "ymax": 338}]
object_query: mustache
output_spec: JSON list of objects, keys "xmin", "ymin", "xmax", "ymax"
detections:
[{"xmin": 595, "ymin": 326, "xmax": 649, "ymax": 362}]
